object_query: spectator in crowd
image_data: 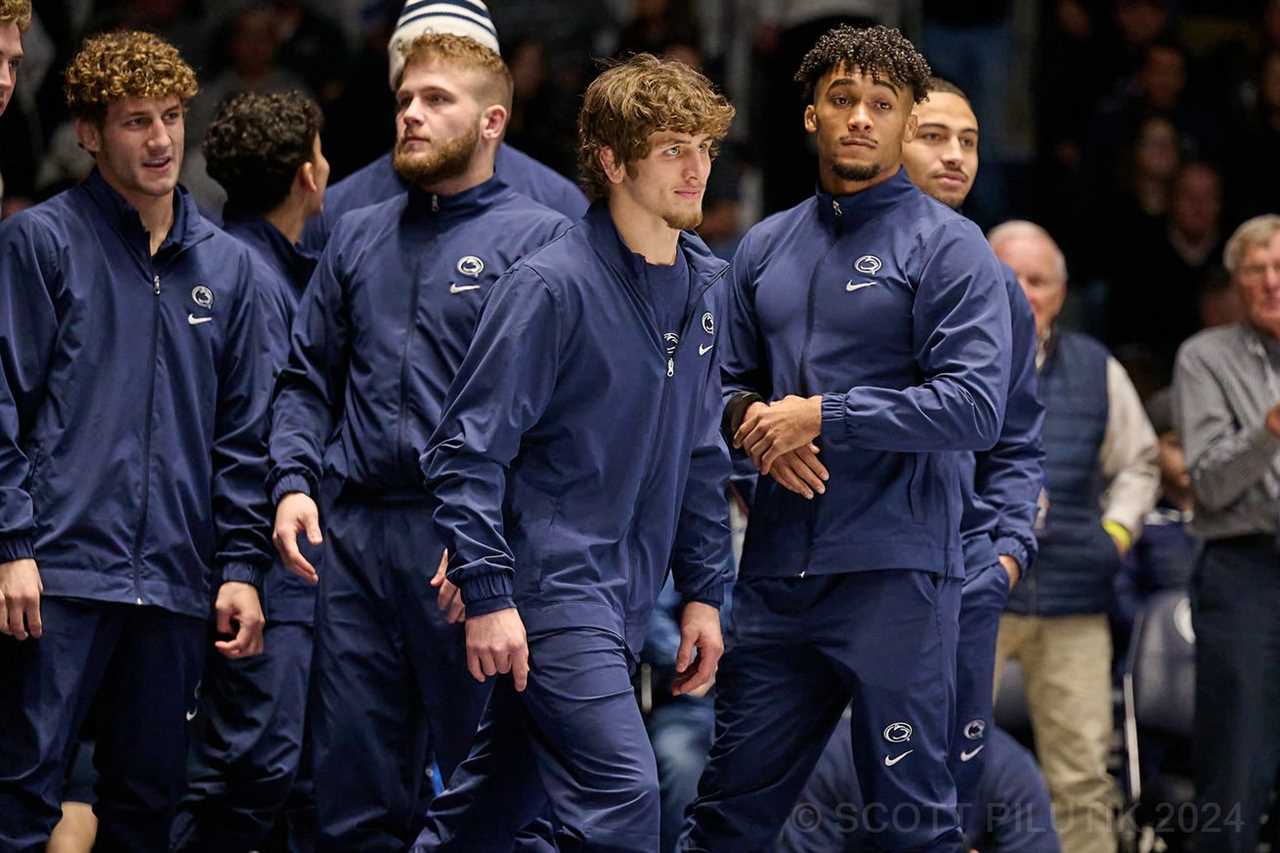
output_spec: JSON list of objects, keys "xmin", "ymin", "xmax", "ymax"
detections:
[
  {"xmin": 991, "ymin": 219, "xmax": 1159, "ymax": 853},
  {"xmin": 1173, "ymin": 213, "xmax": 1280, "ymax": 853},
  {"xmin": 171, "ymin": 89, "xmax": 329, "ymax": 853},
  {"xmin": 0, "ymin": 30, "xmax": 273, "ymax": 850},
  {"xmin": 272, "ymin": 0, "xmax": 352, "ymax": 108},
  {"xmin": 778, "ymin": 721, "xmax": 1060, "ymax": 853},
  {"xmin": 1109, "ymin": 161, "xmax": 1227, "ymax": 376},
  {"xmin": 1230, "ymin": 49, "xmax": 1280, "ymax": 222},
  {"xmin": 1111, "ymin": 387, "xmax": 1198, "ymax": 671},
  {"xmin": 302, "ymin": 0, "xmax": 587, "ymax": 254},
  {"xmin": 503, "ymin": 37, "xmax": 576, "ymax": 178},
  {"xmin": 267, "ymin": 31, "xmax": 569, "ymax": 850}
]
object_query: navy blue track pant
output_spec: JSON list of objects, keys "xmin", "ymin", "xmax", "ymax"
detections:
[
  {"xmin": 679, "ymin": 570, "xmax": 964, "ymax": 853},
  {"xmin": 310, "ymin": 492, "xmax": 490, "ymax": 851},
  {"xmin": 171, "ymin": 620, "xmax": 316, "ymax": 852},
  {"xmin": 0, "ymin": 597, "xmax": 205, "ymax": 852},
  {"xmin": 951, "ymin": 560, "xmax": 1011, "ymax": 816},
  {"xmin": 411, "ymin": 628, "xmax": 661, "ymax": 853}
]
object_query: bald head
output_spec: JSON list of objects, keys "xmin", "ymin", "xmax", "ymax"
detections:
[{"xmin": 988, "ymin": 220, "xmax": 1067, "ymax": 337}]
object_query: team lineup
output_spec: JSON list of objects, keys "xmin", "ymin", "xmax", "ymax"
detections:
[{"xmin": 0, "ymin": 1, "xmax": 1081, "ymax": 851}]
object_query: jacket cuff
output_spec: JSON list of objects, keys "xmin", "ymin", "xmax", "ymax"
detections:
[
  {"xmin": 992, "ymin": 536, "xmax": 1029, "ymax": 575},
  {"xmin": 820, "ymin": 392, "xmax": 849, "ymax": 442},
  {"xmin": 0, "ymin": 535, "xmax": 34, "ymax": 563},
  {"xmin": 220, "ymin": 561, "xmax": 266, "ymax": 591},
  {"xmin": 722, "ymin": 391, "xmax": 765, "ymax": 444},
  {"xmin": 680, "ymin": 577, "xmax": 726, "ymax": 609},
  {"xmin": 271, "ymin": 473, "xmax": 313, "ymax": 506},
  {"xmin": 459, "ymin": 572, "xmax": 515, "ymax": 617}
]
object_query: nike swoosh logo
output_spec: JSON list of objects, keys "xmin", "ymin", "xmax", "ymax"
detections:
[
  {"xmin": 185, "ymin": 709, "xmax": 198, "ymax": 722},
  {"xmin": 187, "ymin": 314, "xmax": 213, "ymax": 326},
  {"xmin": 699, "ymin": 343, "xmax": 713, "ymax": 356},
  {"xmin": 960, "ymin": 745, "xmax": 984, "ymax": 762},
  {"xmin": 449, "ymin": 283, "xmax": 480, "ymax": 294},
  {"xmin": 846, "ymin": 281, "xmax": 876, "ymax": 292},
  {"xmin": 884, "ymin": 749, "xmax": 913, "ymax": 767}
]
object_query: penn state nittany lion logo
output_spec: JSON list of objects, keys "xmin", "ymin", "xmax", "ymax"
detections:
[
  {"xmin": 701, "ymin": 312, "xmax": 715, "ymax": 335},
  {"xmin": 456, "ymin": 256, "xmax": 485, "ymax": 278},
  {"xmin": 963, "ymin": 719, "xmax": 986, "ymax": 741},
  {"xmin": 191, "ymin": 285, "xmax": 214, "ymax": 309},
  {"xmin": 854, "ymin": 255, "xmax": 882, "ymax": 275},
  {"xmin": 883, "ymin": 722, "xmax": 913, "ymax": 743}
]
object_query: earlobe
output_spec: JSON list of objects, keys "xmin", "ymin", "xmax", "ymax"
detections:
[
  {"xmin": 300, "ymin": 161, "xmax": 317, "ymax": 194},
  {"xmin": 804, "ymin": 104, "xmax": 817, "ymax": 134},
  {"xmin": 483, "ymin": 105, "xmax": 508, "ymax": 140},
  {"xmin": 74, "ymin": 119, "xmax": 100, "ymax": 156},
  {"xmin": 599, "ymin": 147, "xmax": 625, "ymax": 185}
]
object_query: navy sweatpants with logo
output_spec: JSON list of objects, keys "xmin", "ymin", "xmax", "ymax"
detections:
[
  {"xmin": 0, "ymin": 597, "xmax": 206, "ymax": 852},
  {"xmin": 171, "ymin": 621, "xmax": 317, "ymax": 852},
  {"xmin": 950, "ymin": 557, "xmax": 1011, "ymax": 818},
  {"xmin": 411, "ymin": 628, "xmax": 661, "ymax": 853},
  {"xmin": 679, "ymin": 570, "xmax": 964, "ymax": 853},
  {"xmin": 309, "ymin": 490, "xmax": 494, "ymax": 851}
]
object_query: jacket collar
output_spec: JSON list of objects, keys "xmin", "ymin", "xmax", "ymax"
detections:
[
  {"xmin": 581, "ymin": 201, "xmax": 728, "ymax": 290},
  {"xmin": 816, "ymin": 166, "xmax": 918, "ymax": 231},
  {"xmin": 403, "ymin": 173, "xmax": 511, "ymax": 220},
  {"xmin": 80, "ymin": 167, "xmax": 214, "ymax": 256},
  {"xmin": 222, "ymin": 214, "xmax": 319, "ymax": 291}
]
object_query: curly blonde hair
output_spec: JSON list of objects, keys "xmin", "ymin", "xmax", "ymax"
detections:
[
  {"xmin": 64, "ymin": 30, "xmax": 198, "ymax": 122},
  {"xmin": 0, "ymin": 0, "xmax": 30, "ymax": 31},
  {"xmin": 577, "ymin": 54, "xmax": 735, "ymax": 201}
]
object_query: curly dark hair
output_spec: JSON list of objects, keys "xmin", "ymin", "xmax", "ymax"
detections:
[
  {"xmin": 794, "ymin": 24, "xmax": 931, "ymax": 104},
  {"xmin": 204, "ymin": 91, "xmax": 323, "ymax": 217}
]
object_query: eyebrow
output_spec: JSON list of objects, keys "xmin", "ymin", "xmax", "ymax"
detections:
[
  {"xmin": 916, "ymin": 121, "xmax": 979, "ymax": 134},
  {"xmin": 826, "ymin": 76, "xmax": 901, "ymax": 96}
]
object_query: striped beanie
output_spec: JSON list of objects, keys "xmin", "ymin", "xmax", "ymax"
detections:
[{"xmin": 388, "ymin": 0, "xmax": 500, "ymax": 88}]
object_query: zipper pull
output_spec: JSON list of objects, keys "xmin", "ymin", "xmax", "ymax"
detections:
[
  {"xmin": 432, "ymin": 194, "xmax": 439, "ymax": 213},
  {"xmin": 667, "ymin": 358, "xmax": 674, "ymax": 378},
  {"xmin": 153, "ymin": 274, "xmax": 160, "ymax": 295},
  {"xmin": 832, "ymin": 199, "xmax": 842, "ymax": 216}
]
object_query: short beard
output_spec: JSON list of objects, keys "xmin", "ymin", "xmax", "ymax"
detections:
[
  {"xmin": 663, "ymin": 208, "xmax": 703, "ymax": 231},
  {"xmin": 393, "ymin": 124, "xmax": 480, "ymax": 188},
  {"xmin": 831, "ymin": 160, "xmax": 882, "ymax": 182}
]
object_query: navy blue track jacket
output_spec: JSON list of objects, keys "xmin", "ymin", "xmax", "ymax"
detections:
[
  {"xmin": 959, "ymin": 264, "xmax": 1045, "ymax": 576},
  {"xmin": 302, "ymin": 144, "xmax": 587, "ymax": 253},
  {"xmin": 224, "ymin": 214, "xmax": 320, "ymax": 622},
  {"xmin": 0, "ymin": 171, "xmax": 274, "ymax": 617},
  {"xmin": 724, "ymin": 169, "xmax": 1011, "ymax": 579},
  {"xmin": 421, "ymin": 204, "xmax": 735, "ymax": 656},
  {"xmin": 268, "ymin": 177, "xmax": 570, "ymax": 503}
]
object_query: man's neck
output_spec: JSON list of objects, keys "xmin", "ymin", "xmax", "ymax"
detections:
[
  {"xmin": 818, "ymin": 158, "xmax": 900, "ymax": 197},
  {"xmin": 101, "ymin": 171, "xmax": 175, "ymax": 257},
  {"xmin": 607, "ymin": 192, "xmax": 680, "ymax": 265},
  {"xmin": 265, "ymin": 197, "xmax": 309, "ymax": 246}
]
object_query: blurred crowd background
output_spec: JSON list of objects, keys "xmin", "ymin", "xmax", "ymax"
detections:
[{"xmin": 5, "ymin": 0, "xmax": 1280, "ymax": 394}]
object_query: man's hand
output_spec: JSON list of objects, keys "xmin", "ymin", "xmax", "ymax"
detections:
[
  {"xmin": 768, "ymin": 444, "xmax": 828, "ymax": 500},
  {"xmin": 671, "ymin": 601, "xmax": 724, "ymax": 697},
  {"xmin": 273, "ymin": 492, "xmax": 322, "ymax": 584},
  {"xmin": 214, "ymin": 581, "xmax": 265, "ymax": 659},
  {"xmin": 430, "ymin": 549, "xmax": 465, "ymax": 624},
  {"xmin": 734, "ymin": 396, "xmax": 823, "ymax": 475},
  {"xmin": 1103, "ymin": 520, "xmax": 1132, "ymax": 557},
  {"xmin": 997, "ymin": 554, "xmax": 1021, "ymax": 589},
  {"xmin": 465, "ymin": 607, "xmax": 530, "ymax": 691},
  {"xmin": 0, "ymin": 558, "xmax": 42, "ymax": 640}
]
